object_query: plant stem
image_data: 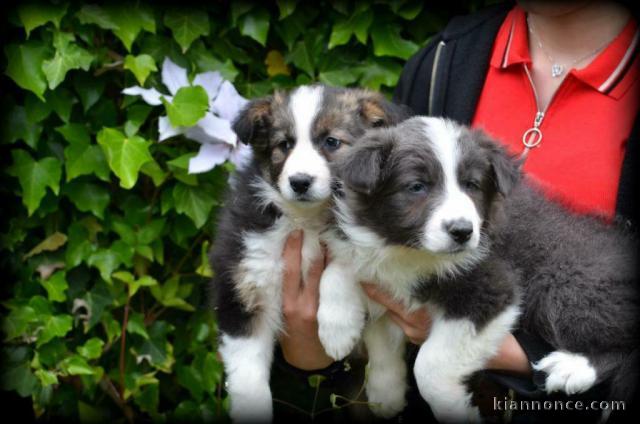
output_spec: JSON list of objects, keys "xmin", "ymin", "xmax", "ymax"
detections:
[
  {"xmin": 100, "ymin": 376, "xmax": 135, "ymax": 423},
  {"xmin": 119, "ymin": 289, "xmax": 132, "ymax": 400}
]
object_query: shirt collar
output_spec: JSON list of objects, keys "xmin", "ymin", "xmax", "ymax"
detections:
[
  {"xmin": 490, "ymin": 6, "xmax": 531, "ymax": 69},
  {"xmin": 491, "ymin": 6, "xmax": 640, "ymax": 97}
]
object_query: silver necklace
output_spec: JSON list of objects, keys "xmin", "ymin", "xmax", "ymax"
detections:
[{"xmin": 527, "ymin": 15, "xmax": 612, "ymax": 78}]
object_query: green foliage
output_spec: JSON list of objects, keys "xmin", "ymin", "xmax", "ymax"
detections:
[
  {"xmin": 163, "ymin": 86, "xmax": 210, "ymax": 127},
  {"xmin": 2, "ymin": 0, "xmax": 485, "ymax": 421}
]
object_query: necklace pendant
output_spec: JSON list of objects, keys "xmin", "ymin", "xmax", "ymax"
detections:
[{"xmin": 551, "ymin": 63, "xmax": 564, "ymax": 78}]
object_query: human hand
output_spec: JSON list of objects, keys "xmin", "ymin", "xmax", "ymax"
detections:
[
  {"xmin": 278, "ymin": 230, "xmax": 334, "ymax": 370},
  {"xmin": 361, "ymin": 282, "xmax": 531, "ymax": 374},
  {"xmin": 361, "ymin": 282, "xmax": 432, "ymax": 345},
  {"xmin": 485, "ymin": 333, "xmax": 532, "ymax": 375}
]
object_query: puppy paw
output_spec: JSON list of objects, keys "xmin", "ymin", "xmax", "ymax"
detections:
[
  {"xmin": 533, "ymin": 351, "xmax": 597, "ymax": 395},
  {"xmin": 317, "ymin": 304, "xmax": 364, "ymax": 360},
  {"xmin": 432, "ymin": 405, "xmax": 482, "ymax": 424},
  {"xmin": 228, "ymin": 381, "xmax": 273, "ymax": 422},
  {"xmin": 366, "ymin": 381, "xmax": 406, "ymax": 418}
]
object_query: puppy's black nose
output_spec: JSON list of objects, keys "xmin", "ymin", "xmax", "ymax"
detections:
[
  {"xmin": 445, "ymin": 219, "xmax": 473, "ymax": 244},
  {"xmin": 289, "ymin": 174, "xmax": 314, "ymax": 194}
]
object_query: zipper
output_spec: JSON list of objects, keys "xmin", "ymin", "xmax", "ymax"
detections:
[
  {"xmin": 428, "ymin": 41, "xmax": 446, "ymax": 116},
  {"xmin": 520, "ymin": 64, "xmax": 561, "ymax": 158}
]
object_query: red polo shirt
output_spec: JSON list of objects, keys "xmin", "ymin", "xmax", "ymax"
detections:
[{"xmin": 472, "ymin": 6, "xmax": 640, "ymax": 218}]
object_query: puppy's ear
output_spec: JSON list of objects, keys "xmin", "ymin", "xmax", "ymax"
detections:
[
  {"xmin": 359, "ymin": 92, "xmax": 411, "ymax": 128},
  {"xmin": 476, "ymin": 131, "xmax": 521, "ymax": 196},
  {"xmin": 334, "ymin": 134, "xmax": 393, "ymax": 195},
  {"xmin": 232, "ymin": 97, "xmax": 273, "ymax": 146}
]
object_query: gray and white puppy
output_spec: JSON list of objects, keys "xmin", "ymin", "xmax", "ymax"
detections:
[
  {"xmin": 209, "ymin": 84, "xmax": 407, "ymax": 422},
  {"xmin": 318, "ymin": 116, "xmax": 639, "ymax": 422}
]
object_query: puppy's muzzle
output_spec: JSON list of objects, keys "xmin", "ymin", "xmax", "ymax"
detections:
[
  {"xmin": 289, "ymin": 173, "xmax": 314, "ymax": 195},
  {"xmin": 444, "ymin": 219, "xmax": 473, "ymax": 244}
]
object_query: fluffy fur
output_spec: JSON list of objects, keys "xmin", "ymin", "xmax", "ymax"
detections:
[
  {"xmin": 320, "ymin": 116, "xmax": 639, "ymax": 422},
  {"xmin": 209, "ymin": 84, "xmax": 407, "ymax": 422}
]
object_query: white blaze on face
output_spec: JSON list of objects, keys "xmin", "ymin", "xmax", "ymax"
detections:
[
  {"xmin": 278, "ymin": 85, "xmax": 331, "ymax": 203},
  {"xmin": 421, "ymin": 117, "xmax": 481, "ymax": 252}
]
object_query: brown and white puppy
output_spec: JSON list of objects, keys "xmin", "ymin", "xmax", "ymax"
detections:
[
  {"xmin": 321, "ymin": 116, "xmax": 638, "ymax": 422},
  {"xmin": 209, "ymin": 85, "xmax": 407, "ymax": 422}
]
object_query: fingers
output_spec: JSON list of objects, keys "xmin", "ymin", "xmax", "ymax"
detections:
[
  {"xmin": 361, "ymin": 282, "xmax": 408, "ymax": 318},
  {"xmin": 282, "ymin": 230, "xmax": 304, "ymax": 304},
  {"xmin": 386, "ymin": 310, "xmax": 427, "ymax": 345},
  {"xmin": 362, "ymin": 282, "xmax": 432, "ymax": 345}
]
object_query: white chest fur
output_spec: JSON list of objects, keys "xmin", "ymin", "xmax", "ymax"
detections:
[{"xmin": 235, "ymin": 213, "xmax": 325, "ymax": 333}]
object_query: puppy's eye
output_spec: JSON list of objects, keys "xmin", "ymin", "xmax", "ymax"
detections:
[
  {"xmin": 277, "ymin": 139, "xmax": 294, "ymax": 152},
  {"xmin": 464, "ymin": 180, "xmax": 481, "ymax": 191},
  {"xmin": 372, "ymin": 118, "xmax": 385, "ymax": 127},
  {"xmin": 407, "ymin": 182, "xmax": 427, "ymax": 194},
  {"xmin": 323, "ymin": 136, "xmax": 342, "ymax": 151}
]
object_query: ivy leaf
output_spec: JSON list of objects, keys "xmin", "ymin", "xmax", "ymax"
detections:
[
  {"xmin": 390, "ymin": 0, "xmax": 424, "ymax": 20},
  {"xmin": 164, "ymin": 10, "xmax": 210, "ymax": 53},
  {"xmin": 7, "ymin": 150, "xmax": 62, "ymax": 216},
  {"xmin": 63, "ymin": 181, "xmax": 110, "ymax": 219},
  {"xmin": 230, "ymin": 1, "xmax": 254, "ymax": 25},
  {"xmin": 190, "ymin": 44, "xmax": 240, "ymax": 83},
  {"xmin": 135, "ymin": 321, "xmax": 175, "ymax": 372},
  {"xmin": 286, "ymin": 30, "xmax": 324, "ymax": 77},
  {"xmin": 41, "ymin": 271, "xmax": 69, "ymax": 303},
  {"xmin": 358, "ymin": 58, "xmax": 402, "ymax": 90},
  {"xmin": 113, "ymin": 271, "xmax": 158, "ymax": 296},
  {"xmin": 18, "ymin": 3, "xmax": 68, "ymax": 37},
  {"xmin": 37, "ymin": 315, "xmax": 73, "ymax": 347},
  {"xmin": 150, "ymin": 276, "xmax": 194, "ymax": 311},
  {"xmin": 24, "ymin": 94, "xmax": 52, "ymax": 123},
  {"xmin": 276, "ymin": 0, "xmax": 296, "ymax": 20},
  {"xmin": 127, "ymin": 313, "xmax": 149, "ymax": 339},
  {"xmin": 124, "ymin": 54, "xmax": 157, "ymax": 85},
  {"xmin": 287, "ymin": 40, "xmax": 314, "ymax": 76},
  {"xmin": 177, "ymin": 365, "xmax": 204, "ymax": 401},
  {"xmin": 3, "ymin": 305, "xmax": 38, "ymax": 341},
  {"xmin": 141, "ymin": 160, "xmax": 168, "ymax": 187},
  {"xmin": 24, "ymin": 232, "xmax": 67, "ymax": 260},
  {"xmin": 60, "ymin": 355, "xmax": 94, "ymax": 376},
  {"xmin": 3, "ymin": 106, "xmax": 43, "ymax": 149},
  {"xmin": 108, "ymin": 5, "xmax": 156, "ymax": 51},
  {"xmin": 97, "ymin": 128, "xmax": 153, "ymax": 189},
  {"xmin": 134, "ymin": 383, "xmax": 159, "ymax": 414},
  {"xmin": 328, "ymin": 10, "xmax": 373, "ymax": 48},
  {"xmin": 265, "ymin": 50, "xmax": 290, "ymax": 77},
  {"xmin": 172, "ymin": 183, "xmax": 216, "ymax": 228},
  {"xmin": 65, "ymin": 223, "xmax": 94, "ymax": 268},
  {"xmin": 78, "ymin": 5, "xmax": 155, "ymax": 51},
  {"xmin": 238, "ymin": 8, "xmax": 270, "ymax": 46},
  {"xmin": 200, "ymin": 352, "xmax": 222, "ymax": 392},
  {"xmin": 82, "ymin": 282, "xmax": 114, "ymax": 330},
  {"xmin": 163, "ymin": 86, "xmax": 209, "ymax": 127},
  {"xmin": 56, "ymin": 122, "xmax": 90, "ymax": 145},
  {"xmin": 42, "ymin": 32, "xmax": 94, "ymax": 90},
  {"xmin": 319, "ymin": 67, "xmax": 362, "ymax": 87},
  {"xmin": 47, "ymin": 87, "xmax": 76, "ymax": 123},
  {"xmin": 73, "ymin": 73, "xmax": 105, "ymax": 112},
  {"xmin": 125, "ymin": 105, "xmax": 153, "ymax": 137},
  {"xmin": 86, "ymin": 249, "xmax": 121, "ymax": 283},
  {"xmin": 196, "ymin": 241, "xmax": 213, "ymax": 277},
  {"xmin": 76, "ymin": 5, "xmax": 119, "ymax": 30},
  {"xmin": 35, "ymin": 369, "xmax": 59, "ymax": 387},
  {"xmin": 1, "ymin": 361, "xmax": 38, "ymax": 397},
  {"xmin": 77, "ymin": 338, "xmax": 104, "ymax": 360},
  {"xmin": 58, "ymin": 123, "xmax": 110, "ymax": 182},
  {"xmin": 5, "ymin": 41, "xmax": 50, "ymax": 100},
  {"xmin": 370, "ymin": 21, "xmax": 420, "ymax": 60}
]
